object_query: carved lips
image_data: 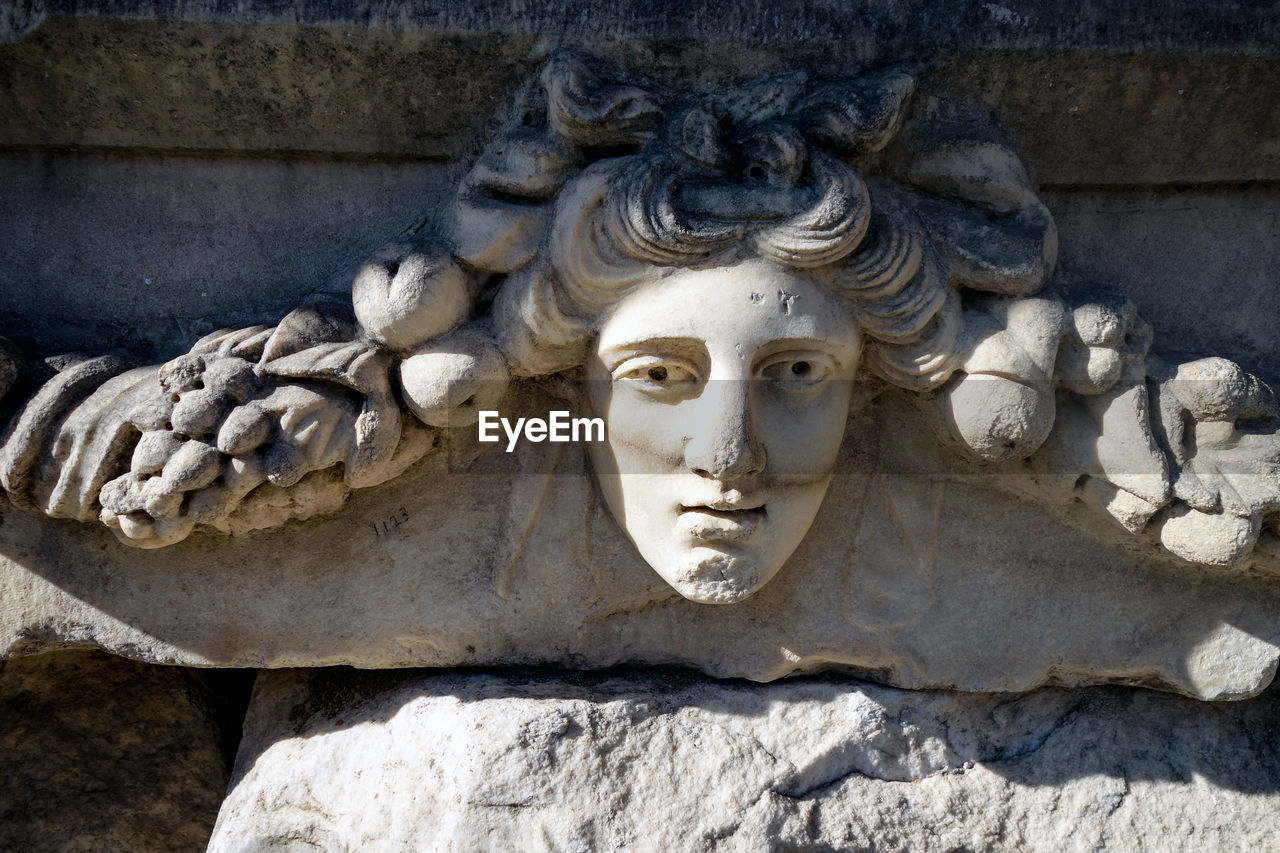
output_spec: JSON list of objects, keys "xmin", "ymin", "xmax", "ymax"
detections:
[{"xmin": 678, "ymin": 498, "xmax": 766, "ymax": 543}]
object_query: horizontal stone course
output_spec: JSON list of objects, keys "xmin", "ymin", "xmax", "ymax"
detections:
[{"xmin": 2, "ymin": 14, "xmax": 1278, "ymax": 184}]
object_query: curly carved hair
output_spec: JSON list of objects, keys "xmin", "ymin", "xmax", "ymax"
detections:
[{"xmin": 447, "ymin": 52, "xmax": 1056, "ymax": 390}]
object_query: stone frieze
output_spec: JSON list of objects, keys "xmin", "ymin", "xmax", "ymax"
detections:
[{"xmin": 1, "ymin": 52, "xmax": 1278, "ymax": 698}]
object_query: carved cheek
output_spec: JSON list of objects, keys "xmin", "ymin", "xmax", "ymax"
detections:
[
  {"xmin": 614, "ymin": 399, "xmax": 696, "ymax": 471},
  {"xmin": 587, "ymin": 383, "xmax": 686, "ymax": 474},
  {"xmin": 754, "ymin": 385, "xmax": 854, "ymax": 480}
]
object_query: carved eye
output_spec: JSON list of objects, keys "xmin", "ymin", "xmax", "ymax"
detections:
[
  {"xmin": 757, "ymin": 352, "xmax": 836, "ymax": 392},
  {"xmin": 613, "ymin": 356, "xmax": 702, "ymax": 399}
]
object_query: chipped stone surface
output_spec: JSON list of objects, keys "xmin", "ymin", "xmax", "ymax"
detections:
[
  {"xmin": 3, "ymin": 386, "xmax": 1279, "ymax": 699},
  {"xmin": 0, "ymin": 650, "xmax": 235, "ymax": 852},
  {"xmin": 4, "ymin": 7, "xmax": 1278, "ymax": 184},
  {"xmin": 3, "ymin": 5, "xmax": 1280, "ymax": 852},
  {"xmin": 210, "ymin": 669, "xmax": 1280, "ymax": 852},
  {"xmin": 4, "ymin": 51, "xmax": 1280, "ymax": 700}
]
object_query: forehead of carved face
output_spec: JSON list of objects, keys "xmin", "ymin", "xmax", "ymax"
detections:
[{"xmin": 585, "ymin": 258, "xmax": 862, "ymax": 604}]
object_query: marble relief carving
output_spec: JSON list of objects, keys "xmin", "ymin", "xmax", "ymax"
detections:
[{"xmin": 1, "ymin": 51, "xmax": 1279, "ymax": 607}]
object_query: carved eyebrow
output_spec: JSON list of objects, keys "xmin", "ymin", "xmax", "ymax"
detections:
[
  {"xmin": 752, "ymin": 337, "xmax": 861, "ymax": 368},
  {"xmin": 596, "ymin": 337, "xmax": 709, "ymax": 369}
]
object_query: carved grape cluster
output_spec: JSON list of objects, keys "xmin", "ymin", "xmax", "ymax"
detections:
[{"xmin": 98, "ymin": 351, "xmax": 347, "ymax": 547}]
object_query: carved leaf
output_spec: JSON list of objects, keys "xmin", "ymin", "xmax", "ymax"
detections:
[
  {"xmin": 447, "ymin": 192, "xmax": 552, "ymax": 274},
  {"xmin": 902, "ymin": 139, "xmax": 1041, "ymax": 212},
  {"xmin": 257, "ymin": 340, "xmax": 403, "ymax": 488},
  {"xmin": 1180, "ymin": 433, "xmax": 1280, "ymax": 519},
  {"xmin": 912, "ymin": 195, "xmax": 1056, "ymax": 296},
  {"xmin": 463, "ymin": 127, "xmax": 580, "ymax": 203},
  {"xmin": 254, "ymin": 385, "xmax": 356, "ymax": 471},
  {"xmin": 258, "ymin": 303, "xmax": 358, "ymax": 365},
  {"xmin": 1153, "ymin": 357, "xmax": 1280, "ymax": 517},
  {"xmin": 798, "ymin": 66, "xmax": 917, "ymax": 156},
  {"xmin": 1023, "ymin": 385, "xmax": 1171, "ymax": 535},
  {"xmin": 884, "ymin": 94, "xmax": 1057, "ymax": 296},
  {"xmin": 448, "ymin": 127, "xmax": 580, "ymax": 272},
  {"xmin": 190, "ymin": 325, "xmax": 274, "ymax": 361},
  {"xmin": 0, "ymin": 355, "xmax": 134, "ymax": 516},
  {"xmin": 259, "ymin": 341, "xmax": 391, "ymax": 396},
  {"xmin": 542, "ymin": 51, "xmax": 666, "ymax": 148},
  {"xmin": 716, "ymin": 71, "xmax": 809, "ymax": 126}
]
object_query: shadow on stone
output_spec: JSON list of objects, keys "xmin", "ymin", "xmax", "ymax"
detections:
[{"xmin": 0, "ymin": 650, "xmax": 255, "ymax": 853}]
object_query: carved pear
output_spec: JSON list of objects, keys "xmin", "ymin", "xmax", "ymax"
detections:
[{"xmin": 943, "ymin": 374, "xmax": 1055, "ymax": 461}]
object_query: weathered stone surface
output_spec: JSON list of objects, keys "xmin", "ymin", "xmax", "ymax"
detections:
[
  {"xmin": 3, "ymin": 5, "xmax": 1278, "ymax": 184},
  {"xmin": 4, "ymin": 51, "xmax": 1280, "ymax": 699},
  {"xmin": 0, "ymin": 5, "xmax": 1278, "ymax": 852},
  {"xmin": 0, "ymin": 650, "xmax": 239, "ymax": 852},
  {"xmin": 210, "ymin": 669, "xmax": 1280, "ymax": 852},
  {"xmin": 4, "ymin": 160, "xmax": 1277, "ymax": 377},
  {"xmin": 3, "ymin": 383, "xmax": 1279, "ymax": 698},
  {"xmin": 1, "ymin": 4, "xmax": 1277, "ymax": 852},
  {"xmin": 0, "ymin": 152, "xmax": 454, "ymax": 358},
  {"xmin": 10, "ymin": 0, "xmax": 1280, "ymax": 49},
  {"xmin": 1048, "ymin": 187, "xmax": 1280, "ymax": 382}
]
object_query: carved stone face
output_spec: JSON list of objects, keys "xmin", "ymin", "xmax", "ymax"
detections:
[{"xmin": 585, "ymin": 258, "xmax": 861, "ymax": 603}]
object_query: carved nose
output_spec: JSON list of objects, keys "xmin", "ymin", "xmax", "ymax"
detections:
[{"xmin": 684, "ymin": 381, "xmax": 766, "ymax": 481}]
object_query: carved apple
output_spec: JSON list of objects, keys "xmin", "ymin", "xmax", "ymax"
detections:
[
  {"xmin": 352, "ymin": 241, "xmax": 473, "ymax": 353},
  {"xmin": 397, "ymin": 325, "xmax": 509, "ymax": 428}
]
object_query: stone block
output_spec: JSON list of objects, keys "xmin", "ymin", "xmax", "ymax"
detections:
[
  {"xmin": 210, "ymin": 669, "xmax": 1280, "ymax": 852},
  {"xmin": 0, "ymin": 650, "xmax": 243, "ymax": 852}
]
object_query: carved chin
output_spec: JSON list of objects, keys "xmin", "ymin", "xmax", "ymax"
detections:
[{"xmin": 663, "ymin": 551, "xmax": 766, "ymax": 605}]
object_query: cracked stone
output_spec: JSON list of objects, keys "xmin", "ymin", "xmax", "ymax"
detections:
[{"xmin": 209, "ymin": 669, "xmax": 1280, "ymax": 852}]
